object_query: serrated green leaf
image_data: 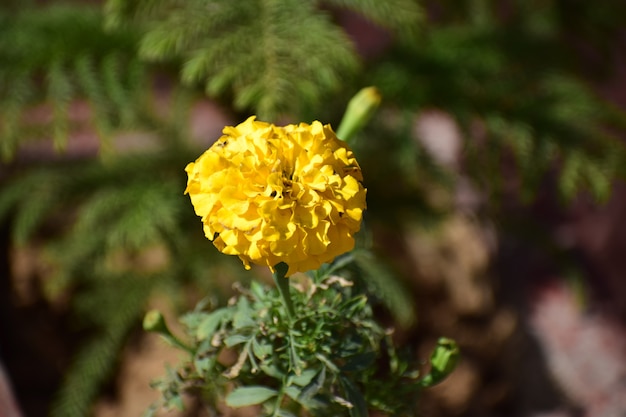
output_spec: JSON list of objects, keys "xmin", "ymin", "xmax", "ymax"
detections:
[
  {"xmin": 225, "ymin": 386, "xmax": 278, "ymax": 407},
  {"xmin": 196, "ymin": 308, "xmax": 231, "ymax": 341},
  {"xmin": 233, "ymin": 296, "xmax": 256, "ymax": 329}
]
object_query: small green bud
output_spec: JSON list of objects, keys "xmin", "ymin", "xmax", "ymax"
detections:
[
  {"xmin": 143, "ymin": 309, "xmax": 169, "ymax": 334},
  {"xmin": 336, "ymin": 86, "xmax": 382, "ymax": 145},
  {"xmin": 143, "ymin": 309, "xmax": 193, "ymax": 354}
]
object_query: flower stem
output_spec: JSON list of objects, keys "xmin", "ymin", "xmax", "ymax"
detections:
[{"xmin": 273, "ymin": 262, "xmax": 295, "ymax": 322}]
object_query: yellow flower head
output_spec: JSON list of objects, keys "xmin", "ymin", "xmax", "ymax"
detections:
[{"xmin": 185, "ymin": 116, "xmax": 366, "ymax": 276}]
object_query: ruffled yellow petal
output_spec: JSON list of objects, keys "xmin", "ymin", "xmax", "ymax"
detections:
[{"xmin": 185, "ymin": 116, "xmax": 366, "ymax": 275}]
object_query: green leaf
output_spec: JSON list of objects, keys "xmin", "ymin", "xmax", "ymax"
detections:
[
  {"xmin": 285, "ymin": 384, "xmax": 326, "ymax": 411},
  {"xmin": 260, "ymin": 363, "xmax": 284, "ymax": 379},
  {"xmin": 224, "ymin": 334, "xmax": 250, "ymax": 347},
  {"xmin": 196, "ymin": 308, "xmax": 231, "ymax": 341},
  {"xmin": 283, "ymin": 385, "xmax": 302, "ymax": 402},
  {"xmin": 225, "ymin": 386, "xmax": 278, "ymax": 407},
  {"xmin": 288, "ymin": 368, "xmax": 318, "ymax": 387},
  {"xmin": 420, "ymin": 337, "xmax": 460, "ymax": 387},
  {"xmin": 339, "ymin": 295, "xmax": 368, "ymax": 318},
  {"xmin": 339, "ymin": 375, "xmax": 368, "ymax": 417},
  {"xmin": 251, "ymin": 338, "xmax": 272, "ymax": 360},
  {"xmin": 315, "ymin": 353, "xmax": 340, "ymax": 373},
  {"xmin": 194, "ymin": 355, "xmax": 216, "ymax": 376},
  {"xmin": 299, "ymin": 367, "xmax": 325, "ymax": 400},
  {"xmin": 233, "ymin": 296, "xmax": 256, "ymax": 329}
]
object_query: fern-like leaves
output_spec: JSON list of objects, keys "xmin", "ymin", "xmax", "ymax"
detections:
[
  {"xmin": 370, "ymin": 24, "xmax": 626, "ymax": 203},
  {"xmin": 323, "ymin": 0, "xmax": 424, "ymax": 40},
  {"xmin": 50, "ymin": 276, "xmax": 152, "ymax": 417},
  {"xmin": 0, "ymin": 5, "xmax": 148, "ymax": 159},
  {"xmin": 105, "ymin": 0, "xmax": 423, "ymax": 119},
  {"xmin": 0, "ymin": 151, "xmax": 231, "ymax": 417},
  {"xmin": 107, "ymin": 0, "xmax": 357, "ymax": 119}
]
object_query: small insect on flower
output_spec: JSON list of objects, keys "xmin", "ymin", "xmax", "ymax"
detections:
[{"xmin": 185, "ymin": 116, "xmax": 366, "ymax": 276}]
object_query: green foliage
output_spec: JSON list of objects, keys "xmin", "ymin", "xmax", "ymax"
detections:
[
  {"xmin": 0, "ymin": 4, "xmax": 149, "ymax": 159},
  {"xmin": 348, "ymin": 250, "xmax": 416, "ymax": 327},
  {"xmin": 322, "ymin": 0, "xmax": 424, "ymax": 40},
  {"xmin": 419, "ymin": 338, "xmax": 460, "ymax": 388},
  {"xmin": 368, "ymin": 22, "xmax": 626, "ymax": 203},
  {"xmin": 1, "ymin": 0, "xmax": 626, "ymax": 415},
  {"xmin": 52, "ymin": 275, "xmax": 152, "ymax": 417},
  {"xmin": 104, "ymin": 0, "xmax": 423, "ymax": 119},
  {"xmin": 146, "ymin": 266, "xmax": 456, "ymax": 417},
  {"xmin": 352, "ymin": 110, "xmax": 455, "ymax": 226},
  {"xmin": 0, "ymin": 151, "xmax": 247, "ymax": 417}
]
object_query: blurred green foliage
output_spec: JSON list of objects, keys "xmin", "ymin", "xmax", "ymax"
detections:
[{"xmin": 1, "ymin": 0, "xmax": 625, "ymax": 416}]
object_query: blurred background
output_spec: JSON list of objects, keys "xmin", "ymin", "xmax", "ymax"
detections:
[{"xmin": 1, "ymin": 0, "xmax": 626, "ymax": 416}]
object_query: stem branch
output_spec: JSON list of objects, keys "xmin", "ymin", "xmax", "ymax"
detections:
[{"xmin": 273, "ymin": 262, "xmax": 295, "ymax": 322}]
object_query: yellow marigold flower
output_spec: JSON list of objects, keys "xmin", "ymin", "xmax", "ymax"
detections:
[{"xmin": 185, "ymin": 116, "xmax": 366, "ymax": 276}]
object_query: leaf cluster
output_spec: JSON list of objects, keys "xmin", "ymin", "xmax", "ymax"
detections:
[
  {"xmin": 147, "ymin": 267, "xmax": 456, "ymax": 417},
  {"xmin": 104, "ymin": 0, "xmax": 423, "ymax": 119},
  {"xmin": 1, "ymin": 0, "xmax": 626, "ymax": 415},
  {"xmin": 0, "ymin": 4, "xmax": 152, "ymax": 160},
  {"xmin": 366, "ymin": 20, "xmax": 626, "ymax": 204},
  {"xmin": 0, "ymin": 150, "xmax": 248, "ymax": 417}
]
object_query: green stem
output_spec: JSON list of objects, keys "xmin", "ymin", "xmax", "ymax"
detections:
[
  {"xmin": 143, "ymin": 309, "xmax": 194, "ymax": 354},
  {"xmin": 272, "ymin": 386, "xmax": 286, "ymax": 417},
  {"xmin": 273, "ymin": 262, "xmax": 295, "ymax": 322}
]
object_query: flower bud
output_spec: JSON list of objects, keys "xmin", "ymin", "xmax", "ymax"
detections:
[{"xmin": 336, "ymin": 86, "xmax": 381, "ymax": 144}]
